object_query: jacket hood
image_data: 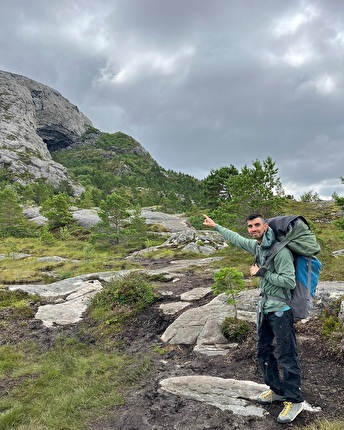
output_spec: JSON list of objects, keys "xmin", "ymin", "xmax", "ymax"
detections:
[{"xmin": 260, "ymin": 226, "xmax": 276, "ymax": 249}]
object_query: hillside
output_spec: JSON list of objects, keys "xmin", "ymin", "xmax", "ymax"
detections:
[{"xmin": 51, "ymin": 129, "xmax": 203, "ymax": 209}]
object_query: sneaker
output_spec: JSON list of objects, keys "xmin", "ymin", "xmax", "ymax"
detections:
[
  {"xmin": 277, "ymin": 401, "xmax": 304, "ymax": 423},
  {"xmin": 257, "ymin": 389, "xmax": 285, "ymax": 404}
]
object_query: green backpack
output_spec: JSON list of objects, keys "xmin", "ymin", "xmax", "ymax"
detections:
[{"xmin": 264, "ymin": 215, "xmax": 322, "ymax": 319}]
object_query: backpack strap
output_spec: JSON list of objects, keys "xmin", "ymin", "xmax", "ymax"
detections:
[
  {"xmin": 258, "ymin": 234, "xmax": 294, "ymax": 306},
  {"xmin": 264, "ymin": 237, "xmax": 291, "ymax": 267},
  {"xmin": 255, "ymin": 235, "xmax": 292, "ymax": 277}
]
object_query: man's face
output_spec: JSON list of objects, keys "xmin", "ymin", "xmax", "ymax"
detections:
[{"xmin": 247, "ymin": 217, "xmax": 268, "ymax": 243}]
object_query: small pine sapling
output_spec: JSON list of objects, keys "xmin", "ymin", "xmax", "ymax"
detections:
[
  {"xmin": 212, "ymin": 267, "xmax": 250, "ymax": 342},
  {"xmin": 212, "ymin": 267, "xmax": 245, "ymax": 319}
]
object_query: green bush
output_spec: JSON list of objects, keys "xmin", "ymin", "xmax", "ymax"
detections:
[
  {"xmin": 40, "ymin": 226, "xmax": 56, "ymax": 245},
  {"xmin": 221, "ymin": 317, "xmax": 250, "ymax": 342},
  {"xmin": 111, "ymin": 274, "xmax": 156, "ymax": 307},
  {"xmin": 90, "ymin": 272, "xmax": 158, "ymax": 326}
]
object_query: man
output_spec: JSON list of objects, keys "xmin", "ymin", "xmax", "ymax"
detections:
[{"xmin": 203, "ymin": 213, "xmax": 304, "ymax": 424}]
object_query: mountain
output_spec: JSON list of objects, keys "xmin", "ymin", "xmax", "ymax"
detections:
[
  {"xmin": 0, "ymin": 70, "xmax": 202, "ymax": 207},
  {"xmin": 0, "ymin": 70, "xmax": 92, "ymax": 194}
]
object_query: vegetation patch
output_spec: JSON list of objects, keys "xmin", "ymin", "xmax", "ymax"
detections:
[
  {"xmin": 0, "ymin": 338, "xmax": 151, "ymax": 430},
  {"xmin": 321, "ymin": 296, "xmax": 344, "ymax": 356},
  {"xmin": 89, "ymin": 272, "xmax": 159, "ymax": 329},
  {"xmin": 221, "ymin": 316, "xmax": 250, "ymax": 342},
  {"xmin": 0, "ymin": 289, "xmax": 40, "ymax": 319},
  {"xmin": 295, "ymin": 419, "xmax": 344, "ymax": 430}
]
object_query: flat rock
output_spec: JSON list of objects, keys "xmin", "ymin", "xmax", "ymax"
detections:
[
  {"xmin": 161, "ymin": 294, "xmax": 233, "ymax": 347},
  {"xmin": 180, "ymin": 287, "xmax": 212, "ymax": 301},
  {"xmin": 159, "ymin": 302, "xmax": 191, "ymax": 315},
  {"xmin": 159, "ymin": 376, "xmax": 321, "ymax": 417},
  {"xmin": 35, "ymin": 280, "xmax": 103, "ymax": 327},
  {"xmin": 159, "ymin": 376, "xmax": 269, "ymax": 417}
]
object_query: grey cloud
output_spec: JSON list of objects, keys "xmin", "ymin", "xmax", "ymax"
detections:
[{"xmin": 0, "ymin": 0, "xmax": 344, "ymax": 199}]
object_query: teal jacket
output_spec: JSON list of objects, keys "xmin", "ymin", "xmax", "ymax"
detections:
[{"xmin": 214, "ymin": 224, "xmax": 296, "ymax": 313}]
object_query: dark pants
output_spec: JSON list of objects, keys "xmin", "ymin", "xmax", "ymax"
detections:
[{"xmin": 257, "ymin": 309, "xmax": 304, "ymax": 403}]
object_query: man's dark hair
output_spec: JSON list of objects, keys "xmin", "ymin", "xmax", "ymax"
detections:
[{"xmin": 246, "ymin": 212, "xmax": 265, "ymax": 222}]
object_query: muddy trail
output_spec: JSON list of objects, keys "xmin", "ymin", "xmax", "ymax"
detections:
[
  {"xmin": 2, "ymin": 265, "xmax": 343, "ymax": 430},
  {"xmin": 95, "ymin": 269, "xmax": 343, "ymax": 430}
]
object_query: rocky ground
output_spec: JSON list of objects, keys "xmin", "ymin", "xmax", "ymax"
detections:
[
  {"xmin": 2, "ymin": 210, "xmax": 344, "ymax": 429},
  {"xmin": 97, "ymin": 268, "xmax": 344, "ymax": 430},
  {"xmin": 2, "ymin": 266, "xmax": 343, "ymax": 430}
]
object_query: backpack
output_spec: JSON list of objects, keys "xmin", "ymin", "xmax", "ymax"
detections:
[{"xmin": 264, "ymin": 215, "xmax": 322, "ymax": 319}]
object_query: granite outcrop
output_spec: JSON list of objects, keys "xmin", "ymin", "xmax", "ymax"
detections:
[{"xmin": 0, "ymin": 70, "xmax": 93, "ymax": 193}]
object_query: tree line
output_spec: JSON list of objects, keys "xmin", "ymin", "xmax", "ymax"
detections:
[{"xmin": 0, "ymin": 156, "xmax": 343, "ymax": 248}]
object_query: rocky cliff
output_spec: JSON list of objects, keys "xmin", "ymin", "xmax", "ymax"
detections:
[{"xmin": 0, "ymin": 70, "xmax": 93, "ymax": 193}]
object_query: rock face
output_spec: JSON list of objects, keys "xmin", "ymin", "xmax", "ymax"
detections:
[{"xmin": 0, "ymin": 70, "xmax": 93, "ymax": 193}]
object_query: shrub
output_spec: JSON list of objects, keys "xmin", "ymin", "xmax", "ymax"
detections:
[
  {"xmin": 41, "ymin": 193, "xmax": 73, "ymax": 229},
  {"xmin": 222, "ymin": 317, "xmax": 250, "ymax": 342},
  {"xmin": 40, "ymin": 226, "xmax": 56, "ymax": 245},
  {"xmin": 90, "ymin": 272, "xmax": 158, "ymax": 327},
  {"xmin": 111, "ymin": 274, "xmax": 156, "ymax": 308}
]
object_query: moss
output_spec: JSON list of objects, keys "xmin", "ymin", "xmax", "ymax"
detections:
[{"xmin": 221, "ymin": 317, "xmax": 250, "ymax": 343}]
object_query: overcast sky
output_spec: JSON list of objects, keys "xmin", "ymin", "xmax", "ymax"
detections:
[{"xmin": 1, "ymin": 0, "xmax": 344, "ymax": 199}]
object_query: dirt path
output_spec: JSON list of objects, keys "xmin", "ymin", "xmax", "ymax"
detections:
[
  {"xmin": 92, "ymin": 269, "xmax": 344, "ymax": 430},
  {"xmin": 2, "ymin": 263, "xmax": 343, "ymax": 429}
]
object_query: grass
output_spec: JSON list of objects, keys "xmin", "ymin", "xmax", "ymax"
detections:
[
  {"xmin": 0, "ymin": 270, "xmax": 156, "ymax": 429},
  {"xmin": 0, "ymin": 289, "xmax": 40, "ymax": 321},
  {"xmin": 320, "ymin": 296, "xmax": 344, "ymax": 355},
  {"xmin": 138, "ymin": 248, "xmax": 175, "ymax": 259},
  {"xmin": 0, "ymin": 338, "xmax": 151, "ymax": 430},
  {"xmin": 0, "ymin": 236, "xmax": 162, "ymax": 428},
  {"xmin": 0, "ymin": 237, "xmax": 142, "ymax": 285},
  {"xmin": 294, "ymin": 419, "xmax": 344, "ymax": 430}
]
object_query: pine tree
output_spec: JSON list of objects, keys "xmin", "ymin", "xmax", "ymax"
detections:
[
  {"xmin": 90, "ymin": 192, "xmax": 132, "ymax": 246},
  {"xmin": 203, "ymin": 165, "xmax": 238, "ymax": 209},
  {"xmin": 214, "ymin": 157, "xmax": 284, "ymax": 229},
  {"xmin": 0, "ymin": 186, "xmax": 32, "ymax": 237},
  {"xmin": 41, "ymin": 193, "xmax": 74, "ymax": 229}
]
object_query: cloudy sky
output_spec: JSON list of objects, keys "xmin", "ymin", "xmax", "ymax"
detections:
[{"xmin": 1, "ymin": 0, "xmax": 344, "ymax": 199}]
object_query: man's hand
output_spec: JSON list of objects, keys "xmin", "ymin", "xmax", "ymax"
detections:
[
  {"xmin": 250, "ymin": 264, "xmax": 260, "ymax": 276},
  {"xmin": 203, "ymin": 214, "xmax": 215, "ymax": 228}
]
